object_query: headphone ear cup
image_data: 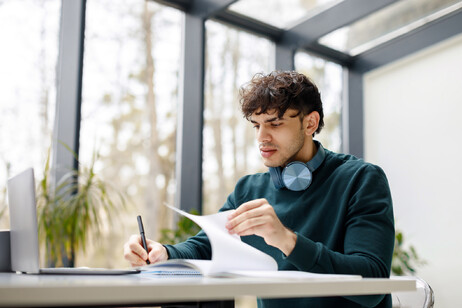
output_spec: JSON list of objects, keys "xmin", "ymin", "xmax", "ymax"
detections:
[
  {"xmin": 268, "ymin": 141, "xmax": 325, "ymax": 192},
  {"xmin": 282, "ymin": 162, "xmax": 312, "ymax": 191},
  {"xmin": 269, "ymin": 167, "xmax": 285, "ymax": 189}
]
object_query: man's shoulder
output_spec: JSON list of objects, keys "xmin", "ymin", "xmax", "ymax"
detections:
[
  {"xmin": 324, "ymin": 149, "xmax": 386, "ymax": 177},
  {"xmin": 322, "ymin": 150, "xmax": 390, "ymax": 196}
]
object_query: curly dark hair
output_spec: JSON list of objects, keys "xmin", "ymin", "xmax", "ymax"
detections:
[{"xmin": 239, "ymin": 71, "xmax": 324, "ymax": 135}]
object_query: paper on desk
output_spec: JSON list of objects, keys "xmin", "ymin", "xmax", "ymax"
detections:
[{"xmin": 166, "ymin": 205, "xmax": 278, "ymax": 275}]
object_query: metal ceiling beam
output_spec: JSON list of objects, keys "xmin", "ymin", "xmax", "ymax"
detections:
[
  {"xmin": 353, "ymin": 7, "xmax": 462, "ymax": 73},
  {"xmin": 154, "ymin": 0, "xmax": 238, "ymax": 18},
  {"xmin": 213, "ymin": 10, "xmax": 283, "ymax": 41},
  {"xmin": 154, "ymin": 0, "xmax": 281, "ymax": 39},
  {"xmin": 189, "ymin": 0, "xmax": 238, "ymax": 17},
  {"xmin": 283, "ymin": 0, "xmax": 399, "ymax": 45},
  {"xmin": 152, "ymin": 0, "xmax": 191, "ymax": 11},
  {"xmin": 299, "ymin": 42, "xmax": 353, "ymax": 67}
]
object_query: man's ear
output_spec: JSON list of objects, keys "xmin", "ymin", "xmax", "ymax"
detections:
[{"xmin": 303, "ymin": 111, "xmax": 320, "ymax": 136}]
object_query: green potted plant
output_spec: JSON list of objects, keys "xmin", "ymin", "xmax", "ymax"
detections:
[
  {"xmin": 36, "ymin": 148, "xmax": 126, "ymax": 267},
  {"xmin": 392, "ymin": 229, "xmax": 426, "ymax": 276}
]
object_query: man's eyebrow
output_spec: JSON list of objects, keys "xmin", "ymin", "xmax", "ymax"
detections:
[{"xmin": 250, "ymin": 117, "xmax": 284, "ymax": 124}]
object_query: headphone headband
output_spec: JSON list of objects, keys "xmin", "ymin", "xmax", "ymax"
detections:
[{"xmin": 305, "ymin": 140, "xmax": 325, "ymax": 172}]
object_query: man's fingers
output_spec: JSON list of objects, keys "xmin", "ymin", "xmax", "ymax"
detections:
[
  {"xmin": 229, "ymin": 199, "xmax": 267, "ymax": 219},
  {"xmin": 130, "ymin": 235, "xmax": 149, "ymax": 259},
  {"xmin": 123, "ymin": 234, "xmax": 150, "ymax": 266},
  {"xmin": 226, "ymin": 205, "xmax": 266, "ymax": 231},
  {"xmin": 229, "ymin": 217, "xmax": 266, "ymax": 236},
  {"xmin": 124, "ymin": 245, "xmax": 147, "ymax": 266},
  {"xmin": 148, "ymin": 243, "xmax": 168, "ymax": 264}
]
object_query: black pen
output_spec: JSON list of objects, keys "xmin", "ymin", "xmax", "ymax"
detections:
[{"xmin": 137, "ymin": 215, "xmax": 150, "ymax": 265}]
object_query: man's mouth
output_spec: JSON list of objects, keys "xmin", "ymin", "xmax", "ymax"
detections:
[{"xmin": 260, "ymin": 148, "xmax": 277, "ymax": 158}]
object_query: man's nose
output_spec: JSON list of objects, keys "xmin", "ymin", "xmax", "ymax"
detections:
[{"xmin": 257, "ymin": 126, "xmax": 271, "ymax": 143}]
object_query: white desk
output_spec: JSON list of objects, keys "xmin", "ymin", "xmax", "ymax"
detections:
[{"xmin": 0, "ymin": 272, "xmax": 415, "ymax": 307}]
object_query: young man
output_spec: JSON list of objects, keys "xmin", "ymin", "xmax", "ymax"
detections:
[{"xmin": 124, "ymin": 71, "xmax": 395, "ymax": 308}]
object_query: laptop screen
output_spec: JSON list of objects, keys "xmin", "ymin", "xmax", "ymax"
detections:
[{"xmin": 7, "ymin": 168, "xmax": 40, "ymax": 273}]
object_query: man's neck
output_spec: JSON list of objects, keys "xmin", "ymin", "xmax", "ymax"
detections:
[{"xmin": 290, "ymin": 138, "xmax": 317, "ymax": 164}]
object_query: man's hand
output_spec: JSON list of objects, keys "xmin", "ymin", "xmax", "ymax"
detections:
[
  {"xmin": 225, "ymin": 198, "xmax": 297, "ymax": 256},
  {"xmin": 123, "ymin": 234, "xmax": 168, "ymax": 267}
]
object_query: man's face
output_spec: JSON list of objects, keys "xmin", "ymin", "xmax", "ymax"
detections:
[{"xmin": 250, "ymin": 109, "xmax": 308, "ymax": 168}]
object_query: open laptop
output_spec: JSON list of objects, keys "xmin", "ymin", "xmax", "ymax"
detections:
[{"xmin": 7, "ymin": 167, "xmax": 139, "ymax": 275}]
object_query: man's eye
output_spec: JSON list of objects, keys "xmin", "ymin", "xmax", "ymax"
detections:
[
  {"xmin": 271, "ymin": 123, "xmax": 282, "ymax": 127},
  {"xmin": 253, "ymin": 125, "xmax": 260, "ymax": 129}
]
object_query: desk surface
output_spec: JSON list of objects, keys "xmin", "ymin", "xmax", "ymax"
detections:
[{"xmin": 0, "ymin": 272, "xmax": 415, "ymax": 307}]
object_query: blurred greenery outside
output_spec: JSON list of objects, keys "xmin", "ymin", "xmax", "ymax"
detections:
[{"xmin": 0, "ymin": 0, "xmax": 423, "ymax": 281}]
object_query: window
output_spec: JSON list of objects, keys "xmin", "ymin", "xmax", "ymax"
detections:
[
  {"xmin": 203, "ymin": 20, "xmax": 274, "ymax": 214},
  {"xmin": 79, "ymin": 0, "xmax": 182, "ymax": 268},
  {"xmin": 228, "ymin": 0, "xmax": 343, "ymax": 29},
  {"xmin": 295, "ymin": 51, "xmax": 343, "ymax": 152},
  {"xmin": 0, "ymin": 0, "xmax": 60, "ymax": 229}
]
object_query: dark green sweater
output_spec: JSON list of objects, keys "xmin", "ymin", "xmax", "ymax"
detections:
[{"xmin": 166, "ymin": 148, "xmax": 395, "ymax": 308}]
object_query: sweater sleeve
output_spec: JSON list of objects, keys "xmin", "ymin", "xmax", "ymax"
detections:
[
  {"xmin": 164, "ymin": 192, "xmax": 238, "ymax": 260},
  {"xmin": 164, "ymin": 229, "xmax": 212, "ymax": 260},
  {"xmin": 284, "ymin": 164, "xmax": 395, "ymax": 307}
]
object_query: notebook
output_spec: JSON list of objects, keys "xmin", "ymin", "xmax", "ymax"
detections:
[{"xmin": 7, "ymin": 167, "xmax": 138, "ymax": 275}]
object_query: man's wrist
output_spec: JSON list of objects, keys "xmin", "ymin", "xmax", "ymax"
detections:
[
  {"xmin": 281, "ymin": 229, "xmax": 297, "ymax": 256},
  {"xmin": 162, "ymin": 245, "xmax": 171, "ymax": 260}
]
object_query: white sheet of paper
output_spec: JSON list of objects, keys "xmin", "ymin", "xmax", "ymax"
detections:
[{"xmin": 166, "ymin": 205, "xmax": 278, "ymax": 275}]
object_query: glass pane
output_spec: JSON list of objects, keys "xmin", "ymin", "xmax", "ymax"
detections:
[
  {"xmin": 228, "ymin": 0, "xmax": 343, "ymax": 29},
  {"xmin": 0, "ymin": 0, "xmax": 60, "ymax": 229},
  {"xmin": 295, "ymin": 51, "xmax": 343, "ymax": 153},
  {"xmin": 80, "ymin": 0, "xmax": 182, "ymax": 268},
  {"xmin": 203, "ymin": 20, "xmax": 274, "ymax": 214},
  {"xmin": 319, "ymin": 0, "xmax": 462, "ymax": 56}
]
